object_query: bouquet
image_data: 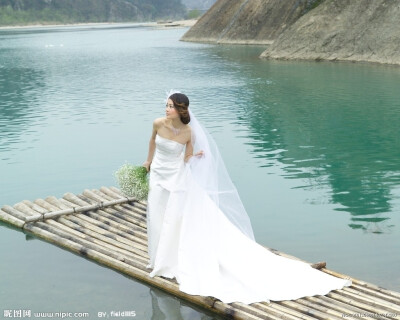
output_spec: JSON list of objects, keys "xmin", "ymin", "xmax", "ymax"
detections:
[{"xmin": 114, "ymin": 163, "xmax": 149, "ymax": 201}]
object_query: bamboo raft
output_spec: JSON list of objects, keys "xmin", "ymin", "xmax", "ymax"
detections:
[{"xmin": 1, "ymin": 186, "xmax": 399, "ymax": 320}]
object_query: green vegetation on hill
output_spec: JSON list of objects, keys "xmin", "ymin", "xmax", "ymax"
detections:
[
  {"xmin": 0, "ymin": 0, "xmax": 186, "ymax": 26},
  {"xmin": 181, "ymin": 0, "xmax": 216, "ymax": 10}
]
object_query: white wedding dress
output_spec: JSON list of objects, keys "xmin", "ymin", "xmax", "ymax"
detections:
[{"xmin": 146, "ymin": 133, "xmax": 351, "ymax": 304}]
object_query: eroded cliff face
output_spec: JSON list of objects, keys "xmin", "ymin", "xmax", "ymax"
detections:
[
  {"xmin": 260, "ymin": 0, "xmax": 400, "ymax": 65},
  {"xmin": 181, "ymin": 0, "xmax": 323, "ymax": 44}
]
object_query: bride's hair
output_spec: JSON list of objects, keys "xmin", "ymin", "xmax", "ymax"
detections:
[{"xmin": 168, "ymin": 93, "xmax": 190, "ymax": 124}]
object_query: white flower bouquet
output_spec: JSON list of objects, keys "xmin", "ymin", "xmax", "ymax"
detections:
[{"xmin": 114, "ymin": 163, "xmax": 149, "ymax": 201}]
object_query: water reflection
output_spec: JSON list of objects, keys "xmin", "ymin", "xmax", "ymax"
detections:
[
  {"xmin": 0, "ymin": 23, "xmax": 146, "ymax": 38},
  {"xmin": 0, "ymin": 65, "xmax": 44, "ymax": 153},
  {"xmin": 149, "ymin": 288, "xmax": 220, "ymax": 320},
  {"xmin": 206, "ymin": 46, "xmax": 400, "ymax": 233}
]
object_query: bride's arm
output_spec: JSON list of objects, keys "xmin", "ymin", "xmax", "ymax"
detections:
[
  {"xmin": 184, "ymin": 128, "xmax": 204, "ymax": 163},
  {"xmin": 143, "ymin": 118, "xmax": 160, "ymax": 171},
  {"xmin": 184, "ymin": 139, "xmax": 194, "ymax": 163}
]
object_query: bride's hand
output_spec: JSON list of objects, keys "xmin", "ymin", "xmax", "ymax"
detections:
[
  {"xmin": 194, "ymin": 150, "xmax": 204, "ymax": 158},
  {"xmin": 143, "ymin": 161, "xmax": 151, "ymax": 172}
]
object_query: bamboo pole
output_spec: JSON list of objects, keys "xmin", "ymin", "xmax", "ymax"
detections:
[
  {"xmin": 54, "ymin": 215, "xmax": 148, "ymax": 254},
  {"xmin": 322, "ymin": 269, "xmax": 400, "ymax": 300},
  {"xmin": 295, "ymin": 297, "xmax": 354, "ymax": 319},
  {"xmin": 14, "ymin": 202, "xmax": 40, "ymax": 216},
  {"xmin": 100, "ymin": 186, "xmax": 149, "ymax": 214},
  {"xmin": 64, "ymin": 214, "xmax": 148, "ymax": 250},
  {"xmin": 266, "ymin": 248, "xmax": 328, "ymax": 271},
  {"xmin": 1, "ymin": 205, "xmax": 29, "ymax": 221},
  {"xmin": 30, "ymin": 198, "xmax": 149, "ymax": 250},
  {"xmin": 99, "ymin": 187, "xmax": 146, "ymax": 210},
  {"xmin": 231, "ymin": 302, "xmax": 298, "ymax": 320},
  {"xmin": 14, "ymin": 202, "xmax": 43, "ymax": 223},
  {"xmin": 33, "ymin": 198, "xmax": 60, "ymax": 212},
  {"xmin": 256, "ymin": 302, "xmax": 318, "ymax": 320},
  {"xmin": 343, "ymin": 287, "xmax": 400, "ymax": 311},
  {"xmin": 94, "ymin": 188, "xmax": 148, "ymax": 217},
  {"xmin": 109, "ymin": 186, "xmax": 148, "ymax": 210},
  {"xmin": 40, "ymin": 196, "xmax": 148, "ymax": 245},
  {"xmin": 22, "ymin": 199, "xmax": 48, "ymax": 214},
  {"xmin": 262, "ymin": 245, "xmax": 330, "ymax": 271},
  {"xmin": 304, "ymin": 296, "xmax": 379, "ymax": 320},
  {"xmin": 100, "ymin": 186, "xmax": 148, "ymax": 215},
  {"xmin": 44, "ymin": 218, "xmax": 149, "ymax": 262},
  {"xmin": 0, "ymin": 209, "xmax": 24, "ymax": 228},
  {"xmin": 277, "ymin": 300, "xmax": 344, "ymax": 320},
  {"xmin": 59, "ymin": 198, "xmax": 148, "ymax": 238},
  {"xmin": 121, "ymin": 200, "xmax": 147, "ymax": 214},
  {"xmin": 88, "ymin": 189, "xmax": 147, "ymax": 221},
  {"xmin": 84, "ymin": 190, "xmax": 147, "ymax": 222},
  {"xmin": 109, "ymin": 186, "xmax": 124, "ymax": 195},
  {"xmin": 340, "ymin": 288, "xmax": 400, "ymax": 313},
  {"xmin": 64, "ymin": 193, "xmax": 147, "ymax": 229},
  {"xmin": 63, "ymin": 192, "xmax": 89, "ymax": 206},
  {"xmin": 86, "ymin": 203, "xmax": 147, "ymax": 229},
  {"xmin": 100, "ymin": 186, "xmax": 126, "ymax": 200},
  {"xmin": 58, "ymin": 196, "xmax": 148, "ymax": 236},
  {"xmin": 45, "ymin": 197, "xmax": 70, "ymax": 210},
  {"xmin": 24, "ymin": 196, "xmax": 136, "ymax": 223},
  {"xmin": 20, "ymin": 199, "xmax": 150, "ymax": 261},
  {"xmin": 36, "ymin": 221, "xmax": 148, "ymax": 268},
  {"xmin": 327, "ymin": 291, "xmax": 397, "ymax": 316},
  {"xmin": 91, "ymin": 189, "xmax": 114, "ymax": 201},
  {"xmin": 83, "ymin": 189, "xmax": 109, "ymax": 203},
  {"xmin": 113, "ymin": 203, "xmax": 147, "ymax": 219},
  {"xmin": 73, "ymin": 212, "xmax": 147, "ymax": 245},
  {"xmin": 61, "ymin": 195, "xmax": 148, "ymax": 231},
  {"xmin": 350, "ymin": 284, "xmax": 400, "ymax": 305}
]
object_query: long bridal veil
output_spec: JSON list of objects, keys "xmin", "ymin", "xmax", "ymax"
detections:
[
  {"xmin": 165, "ymin": 89, "xmax": 255, "ymax": 240},
  {"xmin": 188, "ymin": 110, "xmax": 255, "ymax": 241}
]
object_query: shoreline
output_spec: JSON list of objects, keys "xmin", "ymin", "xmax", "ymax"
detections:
[{"xmin": 0, "ymin": 19, "xmax": 197, "ymax": 30}]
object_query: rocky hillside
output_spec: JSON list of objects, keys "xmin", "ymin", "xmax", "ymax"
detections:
[
  {"xmin": 260, "ymin": 0, "xmax": 400, "ymax": 65},
  {"xmin": 0, "ymin": 0, "xmax": 186, "ymax": 25},
  {"xmin": 181, "ymin": 0, "xmax": 323, "ymax": 44}
]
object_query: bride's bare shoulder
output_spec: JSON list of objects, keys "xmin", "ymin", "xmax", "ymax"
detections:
[
  {"xmin": 183, "ymin": 124, "xmax": 191, "ymax": 139},
  {"xmin": 153, "ymin": 117, "xmax": 166, "ymax": 128}
]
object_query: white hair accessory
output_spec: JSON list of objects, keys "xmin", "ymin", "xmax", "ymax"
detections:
[{"xmin": 165, "ymin": 89, "xmax": 181, "ymax": 103}]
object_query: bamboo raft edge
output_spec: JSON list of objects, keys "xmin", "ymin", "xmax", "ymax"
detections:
[{"xmin": 1, "ymin": 186, "xmax": 399, "ymax": 320}]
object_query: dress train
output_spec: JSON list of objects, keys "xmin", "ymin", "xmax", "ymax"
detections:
[{"xmin": 146, "ymin": 134, "xmax": 351, "ymax": 304}]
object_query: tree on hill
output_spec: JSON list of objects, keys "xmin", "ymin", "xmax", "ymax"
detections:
[{"xmin": 0, "ymin": 0, "xmax": 186, "ymax": 25}]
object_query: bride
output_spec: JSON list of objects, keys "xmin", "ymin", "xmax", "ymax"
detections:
[{"xmin": 142, "ymin": 91, "xmax": 351, "ymax": 304}]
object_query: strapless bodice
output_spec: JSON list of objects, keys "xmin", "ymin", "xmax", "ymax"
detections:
[
  {"xmin": 154, "ymin": 135, "xmax": 185, "ymax": 163},
  {"xmin": 149, "ymin": 135, "xmax": 186, "ymax": 192}
]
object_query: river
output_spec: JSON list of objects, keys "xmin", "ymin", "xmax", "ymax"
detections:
[{"xmin": 0, "ymin": 24, "xmax": 399, "ymax": 319}]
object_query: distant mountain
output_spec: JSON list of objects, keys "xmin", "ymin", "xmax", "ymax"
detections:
[
  {"xmin": 181, "ymin": 0, "xmax": 216, "ymax": 10},
  {"xmin": 0, "ymin": 0, "xmax": 186, "ymax": 26}
]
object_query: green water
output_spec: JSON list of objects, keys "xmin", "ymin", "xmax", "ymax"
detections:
[{"xmin": 0, "ymin": 24, "xmax": 399, "ymax": 318}]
